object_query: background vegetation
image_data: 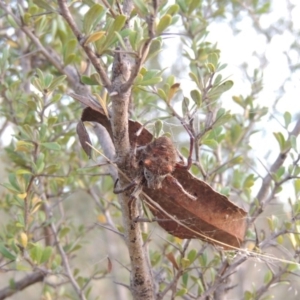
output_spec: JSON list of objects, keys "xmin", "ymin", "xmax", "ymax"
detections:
[{"xmin": 0, "ymin": 0, "xmax": 300, "ymax": 299}]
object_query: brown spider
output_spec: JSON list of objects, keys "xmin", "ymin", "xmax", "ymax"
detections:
[{"xmin": 114, "ymin": 129, "xmax": 196, "ymax": 202}]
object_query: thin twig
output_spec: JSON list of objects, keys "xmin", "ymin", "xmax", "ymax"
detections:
[{"xmin": 57, "ymin": 0, "xmax": 111, "ymax": 89}]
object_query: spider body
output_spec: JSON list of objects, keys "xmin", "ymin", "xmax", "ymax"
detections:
[
  {"xmin": 141, "ymin": 136, "xmax": 178, "ymax": 189},
  {"xmin": 115, "ymin": 134, "xmax": 196, "ymax": 202}
]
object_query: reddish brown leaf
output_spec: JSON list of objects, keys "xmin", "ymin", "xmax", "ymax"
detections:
[
  {"xmin": 107, "ymin": 256, "xmax": 112, "ymax": 273},
  {"xmin": 76, "ymin": 121, "xmax": 92, "ymax": 158},
  {"xmin": 77, "ymin": 106, "xmax": 247, "ymax": 249},
  {"xmin": 166, "ymin": 252, "xmax": 179, "ymax": 270}
]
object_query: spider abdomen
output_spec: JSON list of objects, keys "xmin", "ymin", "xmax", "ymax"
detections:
[{"xmin": 142, "ymin": 136, "xmax": 178, "ymax": 176}]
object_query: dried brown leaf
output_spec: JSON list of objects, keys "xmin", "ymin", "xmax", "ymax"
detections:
[{"xmin": 76, "ymin": 105, "xmax": 247, "ymax": 249}]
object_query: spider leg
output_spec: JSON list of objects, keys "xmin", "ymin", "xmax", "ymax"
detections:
[{"xmin": 113, "ymin": 178, "xmax": 137, "ymax": 194}]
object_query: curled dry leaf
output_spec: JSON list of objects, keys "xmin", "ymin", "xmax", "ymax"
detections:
[
  {"xmin": 166, "ymin": 252, "xmax": 179, "ymax": 270},
  {"xmin": 107, "ymin": 257, "xmax": 112, "ymax": 273},
  {"xmin": 76, "ymin": 103, "xmax": 247, "ymax": 249},
  {"xmin": 76, "ymin": 121, "xmax": 92, "ymax": 158}
]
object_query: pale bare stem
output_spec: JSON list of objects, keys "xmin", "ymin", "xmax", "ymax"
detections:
[
  {"xmin": 0, "ymin": 271, "xmax": 46, "ymax": 300},
  {"xmin": 157, "ymin": 270, "xmax": 183, "ymax": 300},
  {"xmin": 36, "ymin": 177, "xmax": 86, "ymax": 299},
  {"xmin": 93, "ymin": 123, "xmax": 118, "ymax": 180},
  {"xmin": 96, "ymin": 222, "xmax": 124, "ymax": 237},
  {"xmin": 254, "ymin": 267, "xmax": 288, "ymax": 300},
  {"xmin": 119, "ymin": 0, "xmax": 157, "ymax": 93},
  {"xmin": 156, "ymin": 240, "xmax": 191, "ymax": 299},
  {"xmin": 101, "ymin": 0, "xmax": 117, "ymax": 18},
  {"xmin": 0, "ymin": 4, "xmax": 63, "ymax": 73},
  {"xmin": 259, "ymin": 229, "xmax": 295, "ymax": 249},
  {"xmin": 214, "ymin": 145, "xmax": 224, "ymax": 186},
  {"xmin": 198, "ymin": 255, "xmax": 247, "ymax": 300},
  {"xmin": 104, "ymin": 0, "xmax": 156, "ymax": 298},
  {"xmin": 0, "ymin": 2, "xmax": 88, "ymax": 95},
  {"xmin": 250, "ymin": 118, "xmax": 300, "ymax": 223},
  {"xmin": 57, "ymin": 0, "xmax": 111, "ymax": 89},
  {"xmin": 42, "ymin": 200, "xmax": 86, "ymax": 300},
  {"xmin": 23, "ymin": 175, "xmax": 35, "ymax": 232}
]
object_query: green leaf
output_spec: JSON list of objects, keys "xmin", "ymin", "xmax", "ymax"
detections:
[
  {"xmin": 199, "ymin": 252, "xmax": 207, "ymax": 267},
  {"xmin": 182, "ymin": 272, "xmax": 189, "ymax": 287},
  {"xmin": 187, "ymin": 249, "xmax": 197, "ymax": 263},
  {"xmin": 135, "ymin": 76, "xmax": 162, "ymax": 86},
  {"xmin": 40, "ymin": 246, "xmax": 53, "ymax": 264},
  {"xmin": 208, "ymin": 52, "xmax": 219, "ymax": 69},
  {"xmin": 243, "ymin": 174, "xmax": 255, "ymax": 189},
  {"xmin": 175, "ymin": 288, "xmax": 187, "ymax": 297},
  {"xmin": 156, "ymin": 14, "xmax": 172, "ymax": 35},
  {"xmin": 189, "ymin": 72, "xmax": 200, "ymax": 88},
  {"xmin": 81, "ymin": 75, "xmax": 99, "ymax": 85},
  {"xmin": 154, "ymin": 120, "xmax": 163, "ymax": 138},
  {"xmin": 47, "ymin": 116, "xmax": 58, "ymax": 126},
  {"xmin": 8, "ymin": 173, "xmax": 22, "ymax": 193},
  {"xmin": 232, "ymin": 95, "xmax": 245, "ymax": 108},
  {"xmin": 15, "ymin": 140, "xmax": 34, "ymax": 153},
  {"xmin": 147, "ymin": 38, "xmax": 162, "ymax": 60},
  {"xmin": 64, "ymin": 39, "xmax": 77, "ymax": 65},
  {"xmin": 284, "ymin": 111, "xmax": 292, "ymax": 128},
  {"xmin": 44, "ymin": 73, "xmax": 53, "ymax": 88},
  {"xmin": 230, "ymin": 124, "xmax": 243, "ymax": 145},
  {"xmin": 273, "ymin": 132, "xmax": 285, "ymax": 151},
  {"xmin": 114, "ymin": 31, "xmax": 127, "ymax": 50},
  {"xmin": 208, "ymin": 80, "xmax": 234, "ymax": 99},
  {"xmin": 83, "ymin": 4, "xmax": 105, "ymax": 34},
  {"xmin": 214, "ymin": 74, "xmax": 222, "ymax": 85},
  {"xmin": 206, "ymin": 62, "xmax": 215, "ymax": 73},
  {"xmin": 16, "ymin": 169, "xmax": 32, "ymax": 175},
  {"xmin": 48, "ymin": 75, "xmax": 66, "ymax": 92},
  {"xmin": 30, "ymin": 244, "xmax": 43, "ymax": 264},
  {"xmin": 41, "ymin": 142, "xmax": 61, "ymax": 151},
  {"xmin": 102, "ymin": 15, "xmax": 127, "ymax": 49},
  {"xmin": 111, "ymin": 15, "xmax": 127, "ymax": 32},
  {"xmin": 166, "ymin": 4, "xmax": 179, "ymax": 15},
  {"xmin": 244, "ymin": 291, "xmax": 254, "ymax": 300},
  {"xmin": 33, "ymin": 0, "xmax": 55, "ymax": 12},
  {"xmin": 190, "ymin": 89, "xmax": 202, "ymax": 106},
  {"xmin": 202, "ymin": 139, "xmax": 218, "ymax": 149},
  {"xmin": 157, "ymin": 88, "xmax": 167, "ymax": 101},
  {"xmin": 294, "ymin": 179, "xmax": 300, "ymax": 195},
  {"xmin": 1, "ymin": 182, "xmax": 20, "ymax": 194},
  {"xmin": 188, "ymin": 0, "xmax": 201, "ymax": 14},
  {"xmin": 133, "ymin": 0, "xmax": 148, "ymax": 15},
  {"xmin": 44, "ymin": 164, "xmax": 61, "ymax": 174},
  {"xmin": 59, "ymin": 227, "xmax": 71, "ymax": 239},
  {"xmin": 0, "ymin": 243, "xmax": 17, "ymax": 260},
  {"xmin": 257, "ymin": 2, "xmax": 270, "ymax": 14},
  {"xmin": 267, "ymin": 215, "xmax": 278, "ymax": 232},
  {"xmin": 214, "ymin": 110, "xmax": 231, "ymax": 128},
  {"xmin": 65, "ymin": 53, "xmax": 76, "ymax": 66},
  {"xmin": 290, "ymin": 135, "xmax": 297, "ymax": 152},
  {"xmin": 263, "ymin": 270, "xmax": 273, "ymax": 284},
  {"xmin": 7, "ymin": 14, "xmax": 19, "ymax": 28}
]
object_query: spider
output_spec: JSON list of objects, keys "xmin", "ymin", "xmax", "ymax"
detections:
[{"xmin": 113, "ymin": 125, "xmax": 197, "ymax": 205}]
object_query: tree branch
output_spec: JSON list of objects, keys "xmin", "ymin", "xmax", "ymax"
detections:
[
  {"xmin": 57, "ymin": 0, "xmax": 111, "ymax": 89},
  {"xmin": 250, "ymin": 118, "xmax": 300, "ymax": 222},
  {"xmin": 0, "ymin": 271, "xmax": 45, "ymax": 300}
]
